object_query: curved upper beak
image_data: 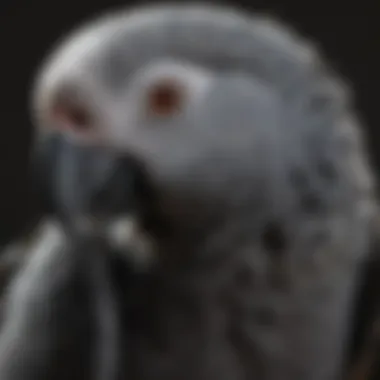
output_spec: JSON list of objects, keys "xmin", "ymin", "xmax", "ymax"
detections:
[{"xmin": 31, "ymin": 133, "xmax": 144, "ymax": 223}]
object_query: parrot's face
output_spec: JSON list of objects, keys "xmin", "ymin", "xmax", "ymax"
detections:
[
  {"xmin": 35, "ymin": 50, "xmax": 283, "ymax": 226},
  {"xmin": 32, "ymin": 5, "xmax": 373, "ymax": 251}
]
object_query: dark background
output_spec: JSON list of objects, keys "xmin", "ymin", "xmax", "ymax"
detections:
[{"xmin": 0, "ymin": 0, "xmax": 378, "ymax": 245}]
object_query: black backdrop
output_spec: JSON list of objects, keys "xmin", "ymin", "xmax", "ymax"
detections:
[{"xmin": 0, "ymin": 0, "xmax": 378, "ymax": 245}]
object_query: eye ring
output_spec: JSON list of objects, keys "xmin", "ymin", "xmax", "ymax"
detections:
[{"xmin": 145, "ymin": 78, "xmax": 186, "ymax": 118}]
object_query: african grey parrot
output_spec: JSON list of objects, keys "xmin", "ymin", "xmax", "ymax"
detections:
[{"xmin": 0, "ymin": 3, "xmax": 378, "ymax": 380}]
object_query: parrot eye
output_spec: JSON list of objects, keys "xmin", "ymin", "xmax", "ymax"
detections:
[
  {"xmin": 45, "ymin": 81, "xmax": 96, "ymax": 135},
  {"xmin": 145, "ymin": 78, "xmax": 185, "ymax": 117},
  {"xmin": 51, "ymin": 100, "xmax": 93, "ymax": 132}
]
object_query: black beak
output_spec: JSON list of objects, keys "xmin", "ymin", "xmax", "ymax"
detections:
[{"xmin": 31, "ymin": 133, "xmax": 145, "ymax": 223}]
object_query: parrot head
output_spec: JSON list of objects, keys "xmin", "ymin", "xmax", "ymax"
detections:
[{"xmin": 30, "ymin": 4, "xmax": 375, "ymax": 257}]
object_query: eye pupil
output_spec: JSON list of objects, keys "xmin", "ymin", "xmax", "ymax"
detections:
[{"xmin": 147, "ymin": 80, "xmax": 184, "ymax": 117}]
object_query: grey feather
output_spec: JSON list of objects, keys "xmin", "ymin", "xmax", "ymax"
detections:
[{"xmin": 1, "ymin": 4, "xmax": 377, "ymax": 380}]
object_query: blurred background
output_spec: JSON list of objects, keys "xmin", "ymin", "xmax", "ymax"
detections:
[{"xmin": 0, "ymin": 0, "xmax": 378, "ymax": 246}]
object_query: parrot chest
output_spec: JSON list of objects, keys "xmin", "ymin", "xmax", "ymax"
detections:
[{"xmin": 129, "ymin": 253, "xmax": 359, "ymax": 380}]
